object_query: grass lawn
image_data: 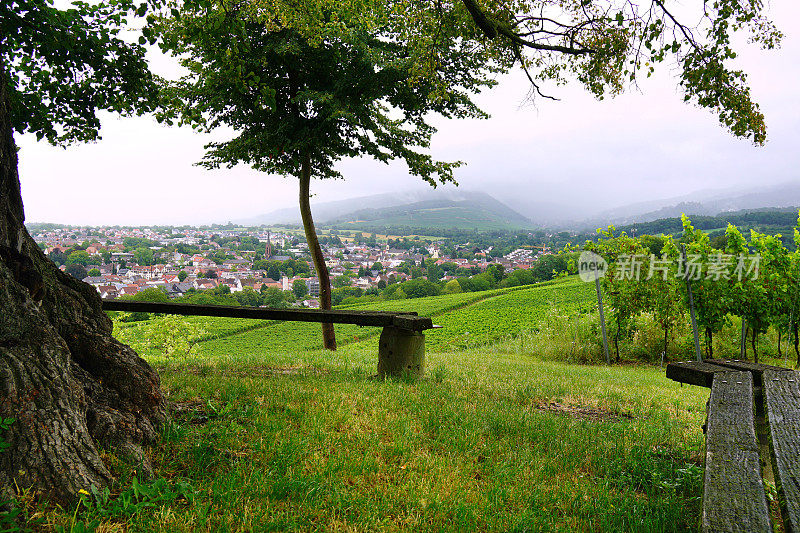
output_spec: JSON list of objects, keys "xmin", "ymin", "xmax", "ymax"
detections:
[{"xmin": 40, "ymin": 339, "xmax": 709, "ymax": 532}]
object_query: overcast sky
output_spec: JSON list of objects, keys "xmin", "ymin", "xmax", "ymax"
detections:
[{"xmin": 17, "ymin": 3, "xmax": 800, "ymax": 226}]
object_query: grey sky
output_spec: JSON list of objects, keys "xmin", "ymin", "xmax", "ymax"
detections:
[{"xmin": 17, "ymin": 2, "xmax": 800, "ymax": 226}]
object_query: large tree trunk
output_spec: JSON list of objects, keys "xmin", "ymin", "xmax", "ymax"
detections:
[
  {"xmin": 298, "ymin": 153, "xmax": 336, "ymax": 350},
  {"xmin": 0, "ymin": 78, "xmax": 166, "ymax": 506}
]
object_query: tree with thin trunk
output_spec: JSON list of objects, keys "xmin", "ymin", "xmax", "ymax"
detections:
[
  {"xmin": 1, "ymin": 0, "xmax": 164, "ymax": 506},
  {"xmin": 587, "ymin": 227, "xmax": 648, "ymax": 362},
  {"xmin": 679, "ymin": 216, "xmax": 729, "ymax": 359},
  {"xmin": 152, "ymin": 1, "xmax": 498, "ymax": 349}
]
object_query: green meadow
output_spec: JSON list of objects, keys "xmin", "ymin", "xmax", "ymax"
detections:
[{"xmin": 36, "ymin": 277, "xmax": 711, "ymax": 532}]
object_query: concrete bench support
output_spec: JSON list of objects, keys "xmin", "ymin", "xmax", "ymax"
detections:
[{"xmin": 377, "ymin": 327, "xmax": 425, "ymax": 378}]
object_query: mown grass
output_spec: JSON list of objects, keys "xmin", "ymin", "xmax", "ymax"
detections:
[{"xmin": 35, "ymin": 339, "xmax": 708, "ymax": 532}]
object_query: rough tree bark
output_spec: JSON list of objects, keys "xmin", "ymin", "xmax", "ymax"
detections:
[
  {"xmin": 298, "ymin": 152, "xmax": 336, "ymax": 350},
  {"xmin": 0, "ymin": 76, "xmax": 166, "ymax": 506}
]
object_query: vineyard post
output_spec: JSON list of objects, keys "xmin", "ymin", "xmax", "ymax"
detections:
[
  {"xmin": 595, "ymin": 272, "xmax": 611, "ymax": 365},
  {"xmin": 681, "ymin": 244, "xmax": 703, "ymax": 362},
  {"xmin": 740, "ymin": 317, "xmax": 747, "ymax": 360}
]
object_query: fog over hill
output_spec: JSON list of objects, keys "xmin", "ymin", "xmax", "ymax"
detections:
[
  {"xmin": 573, "ymin": 181, "xmax": 800, "ymax": 230},
  {"xmin": 239, "ymin": 181, "xmax": 800, "ymax": 232},
  {"xmin": 489, "ymin": 181, "xmax": 800, "ymax": 229},
  {"xmin": 238, "ymin": 189, "xmax": 531, "ymax": 228}
]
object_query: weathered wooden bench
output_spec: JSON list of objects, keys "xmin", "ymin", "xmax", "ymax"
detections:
[
  {"xmin": 667, "ymin": 359, "xmax": 800, "ymax": 532},
  {"xmin": 102, "ymin": 300, "xmax": 435, "ymax": 377}
]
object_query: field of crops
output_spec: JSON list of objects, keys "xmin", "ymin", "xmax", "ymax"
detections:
[
  {"xmin": 184, "ymin": 289, "xmax": 499, "ymax": 359},
  {"xmin": 424, "ymin": 277, "xmax": 595, "ymax": 350},
  {"xmin": 112, "ymin": 276, "xmax": 596, "ymax": 360},
  {"xmin": 114, "ymin": 287, "xmax": 487, "ymax": 356},
  {"xmin": 340, "ymin": 289, "xmax": 484, "ymax": 315},
  {"xmin": 116, "ymin": 316, "xmax": 269, "ymax": 340}
]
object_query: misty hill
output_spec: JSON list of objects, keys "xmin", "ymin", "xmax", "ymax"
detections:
[
  {"xmin": 238, "ymin": 190, "xmax": 431, "ymax": 226},
  {"xmin": 239, "ymin": 189, "xmax": 532, "ymax": 230},
  {"xmin": 578, "ymin": 181, "xmax": 800, "ymax": 229},
  {"xmin": 326, "ymin": 193, "xmax": 532, "ymax": 231},
  {"xmin": 610, "ymin": 207, "xmax": 800, "ymax": 241},
  {"xmin": 490, "ymin": 181, "xmax": 800, "ymax": 229}
]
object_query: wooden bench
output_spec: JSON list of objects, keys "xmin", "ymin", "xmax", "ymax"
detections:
[
  {"xmin": 102, "ymin": 300, "xmax": 435, "ymax": 377},
  {"xmin": 667, "ymin": 359, "xmax": 800, "ymax": 532}
]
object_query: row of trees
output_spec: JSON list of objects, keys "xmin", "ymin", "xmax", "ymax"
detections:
[{"xmin": 589, "ymin": 214, "xmax": 800, "ymax": 365}]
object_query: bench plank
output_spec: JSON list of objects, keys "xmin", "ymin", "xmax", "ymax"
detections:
[
  {"xmin": 703, "ymin": 371, "xmax": 771, "ymax": 533},
  {"xmin": 102, "ymin": 300, "xmax": 434, "ymax": 331},
  {"xmin": 763, "ymin": 369, "xmax": 800, "ymax": 532},
  {"xmin": 666, "ymin": 361, "xmax": 732, "ymax": 388},
  {"xmin": 706, "ymin": 359, "xmax": 791, "ymax": 386}
]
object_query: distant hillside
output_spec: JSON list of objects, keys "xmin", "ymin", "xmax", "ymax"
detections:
[
  {"xmin": 578, "ymin": 181, "xmax": 800, "ymax": 229},
  {"xmin": 238, "ymin": 190, "xmax": 435, "ymax": 226},
  {"xmin": 239, "ymin": 189, "xmax": 533, "ymax": 231},
  {"xmin": 612, "ymin": 207, "xmax": 800, "ymax": 244},
  {"xmin": 325, "ymin": 192, "xmax": 532, "ymax": 231}
]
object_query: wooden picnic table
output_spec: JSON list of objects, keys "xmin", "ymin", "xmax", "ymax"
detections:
[{"xmin": 666, "ymin": 359, "xmax": 800, "ymax": 532}]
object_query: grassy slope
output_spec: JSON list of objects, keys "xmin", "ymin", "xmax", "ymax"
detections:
[
  {"xmin": 46, "ymin": 344, "xmax": 707, "ymax": 532},
  {"xmin": 191, "ymin": 277, "xmax": 592, "ymax": 359},
  {"xmin": 114, "ymin": 277, "xmax": 587, "ymax": 361},
  {"xmin": 63, "ymin": 277, "xmax": 710, "ymax": 531}
]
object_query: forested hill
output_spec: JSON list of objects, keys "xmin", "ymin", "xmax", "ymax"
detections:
[
  {"xmin": 613, "ymin": 207, "xmax": 800, "ymax": 239},
  {"xmin": 326, "ymin": 193, "xmax": 532, "ymax": 231}
]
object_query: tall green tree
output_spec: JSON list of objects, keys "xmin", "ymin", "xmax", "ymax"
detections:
[
  {"xmin": 0, "ymin": 0, "xmax": 163, "ymax": 505},
  {"xmin": 292, "ymin": 279, "xmax": 309, "ymax": 299},
  {"xmin": 644, "ymin": 236, "xmax": 683, "ymax": 360},
  {"xmin": 133, "ymin": 246, "xmax": 154, "ymax": 266},
  {"xmin": 154, "ymin": 0, "xmax": 498, "ymax": 349},
  {"xmin": 66, "ymin": 250, "xmax": 91, "ymax": 267}
]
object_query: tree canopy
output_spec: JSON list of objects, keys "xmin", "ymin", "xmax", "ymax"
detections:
[
  {"xmin": 1, "ymin": 0, "xmax": 156, "ymax": 144},
  {"xmin": 148, "ymin": 0, "xmax": 780, "ymax": 145},
  {"xmin": 153, "ymin": 0, "xmax": 498, "ymax": 185}
]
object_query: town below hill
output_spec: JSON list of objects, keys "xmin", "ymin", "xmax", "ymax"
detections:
[
  {"xmin": 30, "ymin": 224, "xmax": 575, "ymax": 309},
  {"xmin": 30, "ymin": 203, "xmax": 800, "ymax": 311}
]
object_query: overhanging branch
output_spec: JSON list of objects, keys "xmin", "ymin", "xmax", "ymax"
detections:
[{"xmin": 461, "ymin": 0, "xmax": 594, "ymax": 56}]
